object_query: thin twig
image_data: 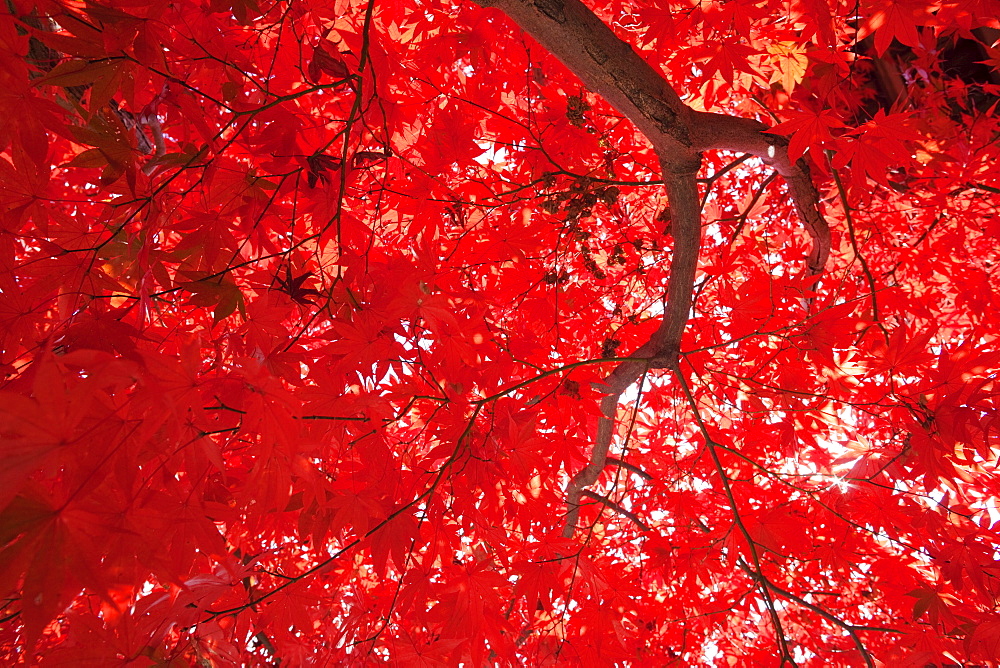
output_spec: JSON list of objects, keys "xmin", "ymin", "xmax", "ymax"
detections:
[
  {"xmin": 580, "ymin": 490, "xmax": 650, "ymax": 531},
  {"xmin": 672, "ymin": 364, "xmax": 797, "ymax": 665},
  {"xmin": 605, "ymin": 457, "xmax": 653, "ymax": 481},
  {"xmin": 736, "ymin": 559, "xmax": 881, "ymax": 668}
]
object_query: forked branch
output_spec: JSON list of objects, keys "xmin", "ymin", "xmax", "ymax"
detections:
[{"xmin": 469, "ymin": 0, "xmax": 830, "ymax": 536}]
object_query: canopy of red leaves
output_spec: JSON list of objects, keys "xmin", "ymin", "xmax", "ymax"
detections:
[{"xmin": 1, "ymin": 0, "xmax": 999, "ymax": 664}]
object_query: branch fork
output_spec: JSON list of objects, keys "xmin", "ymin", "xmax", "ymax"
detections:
[{"xmin": 469, "ymin": 0, "xmax": 830, "ymax": 536}]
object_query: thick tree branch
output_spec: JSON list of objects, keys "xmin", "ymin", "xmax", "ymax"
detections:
[
  {"xmin": 470, "ymin": 0, "xmax": 831, "ymax": 538},
  {"xmin": 473, "ymin": 0, "xmax": 829, "ymax": 275},
  {"xmin": 474, "ymin": 0, "xmax": 693, "ymax": 154}
]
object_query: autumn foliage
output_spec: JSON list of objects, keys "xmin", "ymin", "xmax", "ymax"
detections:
[{"xmin": 1, "ymin": 0, "xmax": 999, "ymax": 663}]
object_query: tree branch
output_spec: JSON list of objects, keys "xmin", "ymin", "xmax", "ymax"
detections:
[
  {"xmin": 605, "ymin": 457, "xmax": 653, "ymax": 481},
  {"xmin": 580, "ymin": 490, "xmax": 650, "ymax": 531},
  {"xmin": 473, "ymin": 0, "xmax": 694, "ymax": 153},
  {"xmin": 470, "ymin": 0, "xmax": 831, "ymax": 539},
  {"xmin": 737, "ymin": 560, "xmax": 877, "ymax": 668},
  {"xmin": 473, "ymin": 0, "xmax": 830, "ymax": 276}
]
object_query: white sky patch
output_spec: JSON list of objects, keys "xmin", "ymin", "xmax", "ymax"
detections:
[{"xmin": 474, "ymin": 140, "xmax": 507, "ymax": 168}]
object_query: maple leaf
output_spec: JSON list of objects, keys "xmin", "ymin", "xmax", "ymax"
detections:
[
  {"xmin": 271, "ymin": 265, "xmax": 323, "ymax": 305},
  {"xmin": 0, "ymin": 491, "xmax": 79, "ymax": 650},
  {"xmin": 177, "ymin": 271, "xmax": 247, "ymax": 323},
  {"xmin": 767, "ymin": 107, "xmax": 845, "ymax": 161},
  {"xmin": 862, "ymin": 0, "xmax": 926, "ymax": 56},
  {"xmin": 635, "ymin": 4, "xmax": 676, "ymax": 51},
  {"xmin": 305, "ymin": 152, "xmax": 342, "ymax": 188},
  {"xmin": 766, "ymin": 41, "xmax": 808, "ymax": 94},
  {"xmin": 691, "ymin": 41, "xmax": 761, "ymax": 85},
  {"xmin": 906, "ymin": 587, "xmax": 956, "ymax": 626},
  {"xmin": 832, "ymin": 110, "xmax": 919, "ymax": 186},
  {"xmin": 966, "ymin": 618, "xmax": 1000, "ymax": 662},
  {"xmin": 307, "ymin": 41, "xmax": 352, "ymax": 83}
]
